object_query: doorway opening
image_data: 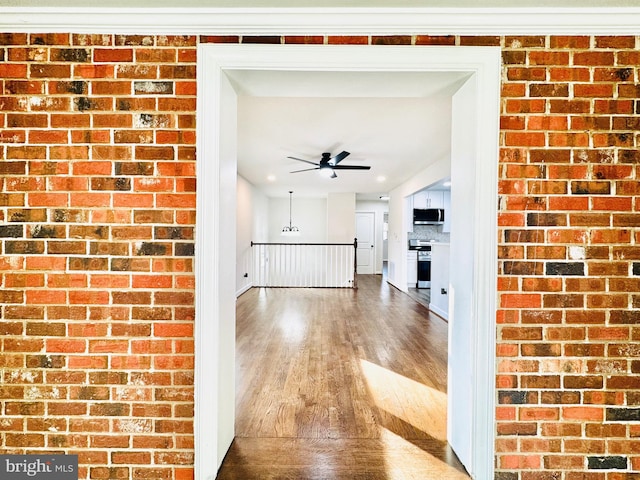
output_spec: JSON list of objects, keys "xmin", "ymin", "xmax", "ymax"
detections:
[{"xmin": 195, "ymin": 44, "xmax": 500, "ymax": 479}]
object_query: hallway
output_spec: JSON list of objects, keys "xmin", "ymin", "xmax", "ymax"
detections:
[{"xmin": 217, "ymin": 275, "xmax": 469, "ymax": 479}]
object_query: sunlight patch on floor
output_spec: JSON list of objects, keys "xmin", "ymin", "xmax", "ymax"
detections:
[
  {"xmin": 278, "ymin": 310, "xmax": 308, "ymax": 343},
  {"xmin": 380, "ymin": 428, "xmax": 470, "ymax": 480},
  {"xmin": 360, "ymin": 359, "xmax": 448, "ymax": 441}
]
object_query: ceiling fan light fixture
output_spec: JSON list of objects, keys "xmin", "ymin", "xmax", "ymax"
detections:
[
  {"xmin": 319, "ymin": 166, "xmax": 334, "ymax": 177},
  {"xmin": 281, "ymin": 191, "xmax": 301, "ymax": 237},
  {"xmin": 288, "ymin": 150, "xmax": 369, "ymax": 180}
]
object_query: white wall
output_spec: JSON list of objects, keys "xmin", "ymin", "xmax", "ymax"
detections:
[
  {"xmin": 236, "ymin": 175, "xmax": 268, "ymax": 296},
  {"xmin": 428, "ymin": 243, "xmax": 450, "ymax": 320},
  {"xmin": 356, "ymin": 199, "xmax": 388, "ymax": 274},
  {"xmin": 268, "ymin": 196, "xmax": 327, "ymax": 242},
  {"xmin": 386, "ymin": 155, "xmax": 451, "ymax": 292},
  {"xmin": 327, "ymin": 192, "xmax": 356, "ymax": 243}
]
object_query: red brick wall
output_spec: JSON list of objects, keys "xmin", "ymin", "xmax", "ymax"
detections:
[
  {"xmin": 2, "ymin": 33, "xmax": 639, "ymax": 479},
  {"xmin": 0, "ymin": 33, "xmax": 197, "ymax": 480},
  {"xmin": 497, "ymin": 35, "xmax": 640, "ymax": 479}
]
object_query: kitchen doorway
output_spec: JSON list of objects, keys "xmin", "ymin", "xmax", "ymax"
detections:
[{"xmin": 195, "ymin": 44, "xmax": 500, "ymax": 479}]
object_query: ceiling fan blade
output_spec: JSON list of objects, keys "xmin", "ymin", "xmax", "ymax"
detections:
[
  {"xmin": 331, "ymin": 165, "xmax": 371, "ymax": 170},
  {"xmin": 287, "ymin": 156, "xmax": 319, "ymax": 166},
  {"xmin": 290, "ymin": 167, "xmax": 320, "ymax": 173},
  {"xmin": 330, "ymin": 151, "xmax": 350, "ymax": 165}
]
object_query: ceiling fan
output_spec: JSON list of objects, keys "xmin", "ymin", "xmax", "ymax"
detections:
[{"xmin": 288, "ymin": 151, "xmax": 371, "ymax": 178}]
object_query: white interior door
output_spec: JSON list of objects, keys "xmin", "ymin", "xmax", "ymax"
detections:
[{"xmin": 356, "ymin": 212, "xmax": 375, "ymax": 274}]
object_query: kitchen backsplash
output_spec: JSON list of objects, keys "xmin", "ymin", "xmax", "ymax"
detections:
[{"xmin": 408, "ymin": 225, "xmax": 451, "ymax": 243}]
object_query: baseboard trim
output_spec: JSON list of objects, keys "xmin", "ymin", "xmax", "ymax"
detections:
[
  {"xmin": 236, "ymin": 283, "xmax": 252, "ymax": 298},
  {"xmin": 428, "ymin": 303, "xmax": 449, "ymax": 321}
]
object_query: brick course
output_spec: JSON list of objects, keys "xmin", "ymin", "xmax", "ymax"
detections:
[{"xmin": 1, "ymin": 33, "xmax": 639, "ymax": 478}]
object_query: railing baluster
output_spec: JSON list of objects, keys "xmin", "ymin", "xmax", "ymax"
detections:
[{"xmin": 329, "ymin": 246, "xmax": 334, "ymax": 287}]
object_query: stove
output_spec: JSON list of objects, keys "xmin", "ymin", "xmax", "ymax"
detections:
[
  {"xmin": 408, "ymin": 240, "xmax": 432, "ymax": 288},
  {"xmin": 408, "ymin": 239, "xmax": 433, "ymax": 251}
]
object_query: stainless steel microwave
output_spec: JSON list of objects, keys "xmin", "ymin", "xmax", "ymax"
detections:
[{"xmin": 413, "ymin": 208, "xmax": 444, "ymax": 225}]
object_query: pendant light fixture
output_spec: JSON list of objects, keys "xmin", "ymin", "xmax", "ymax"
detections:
[{"xmin": 281, "ymin": 190, "xmax": 300, "ymax": 236}]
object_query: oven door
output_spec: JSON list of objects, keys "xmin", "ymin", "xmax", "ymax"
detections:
[{"xmin": 417, "ymin": 252, "xmax": 431, "ymax": 288}]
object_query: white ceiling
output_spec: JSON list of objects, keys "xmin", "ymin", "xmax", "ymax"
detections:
[{"xmin": 233, "ymin": 70, "xmax": 469, "ymax": 199}]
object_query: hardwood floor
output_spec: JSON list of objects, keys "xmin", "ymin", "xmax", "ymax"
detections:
[
  {"xmin": 217, "ymin": 274, "xmax": 468, "ymax": 479},
  {"xmin": 406, "ymin": 286, "xmax": 431, "ymax": 311}
]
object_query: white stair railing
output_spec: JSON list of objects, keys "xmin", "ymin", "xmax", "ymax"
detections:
[{"xmin": 251, "ymin": 239, "xmax": 357, "ymax": 288}]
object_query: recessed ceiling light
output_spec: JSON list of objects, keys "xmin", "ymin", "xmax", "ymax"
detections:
[
  {"xmin": 267, "ymin": 174, "xmax": 276, "ymax": 181},
  {"xmin": 376, "ymin": 176, "xmax": 386, "ymax": 183}
]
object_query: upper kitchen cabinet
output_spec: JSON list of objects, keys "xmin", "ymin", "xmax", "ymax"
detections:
[
  {"xmin": 413, "ymin": 190, "xmax": 445, "ymax": 209},
  {"xmin": 412, "ymin": 190, "xmax": 426, "ymax": 209}
]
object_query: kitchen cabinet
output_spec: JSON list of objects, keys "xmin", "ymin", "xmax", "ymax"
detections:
[
  {"xmin": 412, "ymin": 191, "xmax": 427, "ymax": 209},
  {"xmin": 427, "ymin": 190, "xmax": 444, "ymax": 209},
  {"xmin": 407, "ymin": 250, "xmax": 417, "ymax": 286},
  {"xmin": 429, "ymin": 243, "xmax": 450, "ymax": 321},
  {"xmin": 413, "ymin": 190, "xmax": 444, "ymax": 209}
]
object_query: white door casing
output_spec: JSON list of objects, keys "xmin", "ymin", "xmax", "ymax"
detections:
[
  {"xmin": 195, "ymin": 55, "xmax": 238, "ymax": 477},
  {"xmin": 447, "ymin": 74, "xmax": 479, "ymax": 467},
  {"xmin": 355, "ymin": 211, "xmax": 375, "ymax": 274},
  {"xmin": 196, "ymin": 44, "xmax": 500, "ymax": 479}
]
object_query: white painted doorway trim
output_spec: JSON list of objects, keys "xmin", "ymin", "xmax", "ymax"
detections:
[
  {"xmin": 195, "ymin": 44, "xmax": 500, "ymax": 480},
  {"xmin": 3, "ymin": 6, "xmax": 640, "ymax": 35}
]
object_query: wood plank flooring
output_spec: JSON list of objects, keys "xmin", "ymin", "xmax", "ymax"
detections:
[
  {"xmin": 406, "ymin": 287, "xmax": 431, "ymax": 312},
  {"xmin": 217, "ymin": 274, "xmax": 469, "ymax": 479}
]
